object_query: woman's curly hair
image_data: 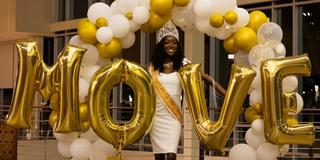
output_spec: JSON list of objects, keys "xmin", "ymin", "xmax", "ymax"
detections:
[{"xmin": 151, "ymin": 36, "xmax": 184, "ymax": 72}]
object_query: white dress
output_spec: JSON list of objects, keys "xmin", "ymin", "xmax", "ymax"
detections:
[{"xmin": 149, "ymin": 71, "xmax": 182, "ymax": 153}]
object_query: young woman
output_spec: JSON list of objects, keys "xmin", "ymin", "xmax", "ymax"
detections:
[{"xmin": 149, "ymin": 21, "xmax": 226, "ymax": 160}]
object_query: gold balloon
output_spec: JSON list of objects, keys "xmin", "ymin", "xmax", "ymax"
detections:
[
  {"xmin": 261, "ymin": 54, "xmax": 314, "ymax": 145},
  {"xmin": 285, "ymin": 116, "xmax": 298, "ymax": 126},
  {"xmin": 234, "ymin": 27, "xmax": 257, "ymax": 52},
  {"xmin": 149, "ymin": 11, "xmax": 171, "ymax": 30},
  {"xmin": 224, "ymin": 11, "xmax": 238, "ymax": 25},
  {"xmin": 174, "ymin": 0, "xmax": 190, "ymax": 7},
  {"xmin": 209, "ymin": 13, "xmax": 224, "ymax": 28},
  {"xmin": 253, "ymin": 103, "xmax": 263, "ymax": 114},
  {"xmin": 150, "ymin": 0, "xmax": 174, "ymax": 16},
  {"xmin": 79, "ymin": 102, "xmax": 89, "ymax": 122},
  {"xmin": 244, "ymin": 106, "xmax": 262, "ymax": 124},
  {"xmin": 223, "ymin": 34, "xmax": 238, "ymax": 53},
  {"xmin": 141, "ymin": 22, "xmax": 156, "ymax": 33},
  {"xmin": 96, "ymin": 38, "xmax": 122, "ymax": 59},
  {"xmin": 178, "ymin": 64, "xmax": 256, "ymax": 152},
  {"xmin": 125, "ymin": 12, "xmax": 133, "ymax": 20},
  {"xmin": 78, "ymin": 19, "xmax": 98, "ymax": 44},
  {"xmin": 107, "ymin": 155, "xmax": 121, "ymax": 160},
  {"xmin": 247, "ymin": 11, "xmax": 268, "ymax": 32},
  {"xmin": 96, "ymin": 17, "xmax": 108, "ymax": 28},
  {"xmin": 81, "ymin": 121, "xmax": 90, "ymax": 132},
  {"xmin": 6, "ymin": 41, "xmax": 86, "ymax": 133},
  {"xmin": 88, "ymin": 59, "xmax": 156, "ymax": 150},
  {"xmin": 49, "ymin": 111, "xmax": 58, "ymax": 128},
  {"xmin": 50, "ymin": 93, "xmax": 59, "ymax": 112}
]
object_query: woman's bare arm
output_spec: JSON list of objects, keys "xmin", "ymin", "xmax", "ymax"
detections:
[{"xmin": 201, "ymin": 72, "xmax": 227, "ymax": 95}]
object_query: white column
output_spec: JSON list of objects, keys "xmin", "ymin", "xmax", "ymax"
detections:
[{"xmin": 183, "ymin": 30, "xmax": 204, "ymax": 160}]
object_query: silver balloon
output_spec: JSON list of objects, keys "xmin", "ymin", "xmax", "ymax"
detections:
[
  {"xmin": 234, "ymin": 50, "xmax": 250, "ymax": 67},
  {"xmin": 249, "ymin": 44, "xmax": 275, "ymax": 67},
  {"xmin": 171, "ymin": 0, "xmax": 195, "ymax": 32},
  {"xmin": 213, "ymin": 23, "xmax": 233, "ymax": 40},
  {"xmin": 265, "ymin": 40, "xmax": 286, "ymax": 58},
  {"xmin": 257, "ymin": 22, "xmax": 283, "ymax": 44}
]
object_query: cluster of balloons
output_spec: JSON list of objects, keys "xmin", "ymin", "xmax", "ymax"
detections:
[
  {"xmin": 228, "ymin": 11, "xmax": 306, "ymax": 160},
  {"xmin": 229, "ymin": 119, "xmax": 290, "ymax": 160},
  {"xmin": 48, "ymin": 36, "xmax": 118, "ymax": 159},
  {"xmin": 75, "ymin": 0, "xmax": 192, "ymax": 60},
  {"xmin": 74, "ymin": 0, "xmax": 273, "ymax": 60},
  {"xmin": 54, "ymin": 129, "xmax": 117, "ymax": 160},
  {"xmin": 50, "ymin": 33, "xmax": 110, "ymax": 132},
  {"xmin": 76, "ymin": 1, "xmax": 148, "ymax": 59}
]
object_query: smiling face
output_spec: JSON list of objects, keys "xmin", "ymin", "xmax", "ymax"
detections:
[{"xmin": 164, "ymin": 35, "xmax": 178, "ymax": 56}]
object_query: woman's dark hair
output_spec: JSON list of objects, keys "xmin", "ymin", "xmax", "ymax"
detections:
[{"xmin": 151, "ymin": 36, "xmax": 184, "ymax": 72}]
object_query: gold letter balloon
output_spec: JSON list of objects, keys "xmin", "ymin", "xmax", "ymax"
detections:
[
  {"xmin": 179, "ymin": 64, "xmax": 256, "ymax": 152},
  {"xmin": 261, "ymin": 54, "xmax": 315, "ymax": 145},
  {"xmin": 88, "ymin": 59, "xmax": 156, "ymax": 150},
  {"xmin": 6, "ymin": 41, "xmax": 86, "ymax": 133}
]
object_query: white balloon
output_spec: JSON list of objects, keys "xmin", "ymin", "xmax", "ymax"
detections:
[
  {"xmin": 229, "ymin": 143, "xmax": 257, "ymax": 160},
  {"xmin": 257, "ymin": 22, "xmax": 283, "ymax": 44},
  {"xmin": 234, "ymin": 50, "xmax": 250, "ymax": 67},
  {"xmin": 265, "ymin": 40, "xmax": 286, "ymax": 58},
  {"xmin": 109, "ymin": 14, "xmax": 130, "ymax": 38},
  {"xmin": 282, "ymin": 76, "xmax": 298, "ymax": 92},
  {"xmin": 194, "ymin": 0, "xmax": 213, "ymax": 18},
  {"xmin": 250, "ymin": 67, "xmax": 261, "ymax": 90},
  {"xmin": 87, "ymin": 2, "xmax": 112, "ymax": 23},
  {"xmin": 132, "ymin": 6, "xmax": 149, "ymax": 24},
  {"xmin": 80, "ymin": 127, "xmax": 100, "ymax": 142},
  {"xmin": 89, "ymin": 151, "xmax": 106, "ymax": 160},
  {"xmin": 280, "ymin": 144, "xmax": 290, "ymax": 156},
  {"xmin": 96, "ymin": 57, "xmax": 110, "ymax": 67},
  {"xmin": 245, "ymin": 128, "xmax": 265, "ymax": 149},
  {"xmin": 69, "ymin": 35, "xmax": 85, "ymax": 46},
  {"xmin": 211, "ymin": 0, "xmax": 237, "ymax": 15},
  {"xmin": 93, "ymin": 139, "xmax": 117, "ymax": 155},
  {"xmin": 70, "ymin": 138, "xmax": 93, "ymax": 160},
  {"xmin": 232, "ymin": 8, "xmax": 249, "ymax": 29},
  {"xmin": 249, "ymin": 44, "xmax": 275, "ymax": 67},
  {"xmin": 249, "ymin": 89, "xmax": 262, "ymax": 105},
  {"xmin": 54, "ymin": 132, "xmax": 79, "ymax": 143},
  {"xmin": 138, "ymin": 0, "xmax": 150, "ymax": 9},
  {"xmin": 296, "ymin": 93, "xmax": 304, "ymax": 114},
  {"xmin": 58, "ymin": 141, "xmax": 72, "ymax": 158},
  {"xmin": 256, "ymin": 143, "xmax": 280, "ymax": 160},
  {"xmin": 79, "ymin": 78, "xmax": 89, "ymax": 102},
  {"xmin": 195, "ymin": 17, "xmax": 212, "ymax": 33},
  {"xmin": 110, "ymin": 2, "xmax": 120, "ymax": 14},
  {"xmin": 80, "ymin": 44, "xmax": 100, "ymax": 65},
  {"xmin": 117, "ymin": 0, "xmax": 138, "ymax": 13},
  {"xmin": 275, "ymin": 42, "xmax": 286, "ymax": 58},
  {"xmin": 251, "ymin": 119, "xmax": 264, "ymax": 134},
  {"xmin": 80, "ymin": 65, "xmax": 100, "ymax": 82},
  {"xmin": 129, "ymin": 20, "xmax": 141, "ymax": 32},
  {"xmin": 120, "ymin": 32, "xmax": 135, "ymax": 49},
  {"xmin": 96, "ymin": 27, "xmax": 113, "ymax": 44}
]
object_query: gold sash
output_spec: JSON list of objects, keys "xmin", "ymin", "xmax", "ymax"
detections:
[{"xmin": 149, "ymin": 65, "xmax": 183, "ymax": 125}]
